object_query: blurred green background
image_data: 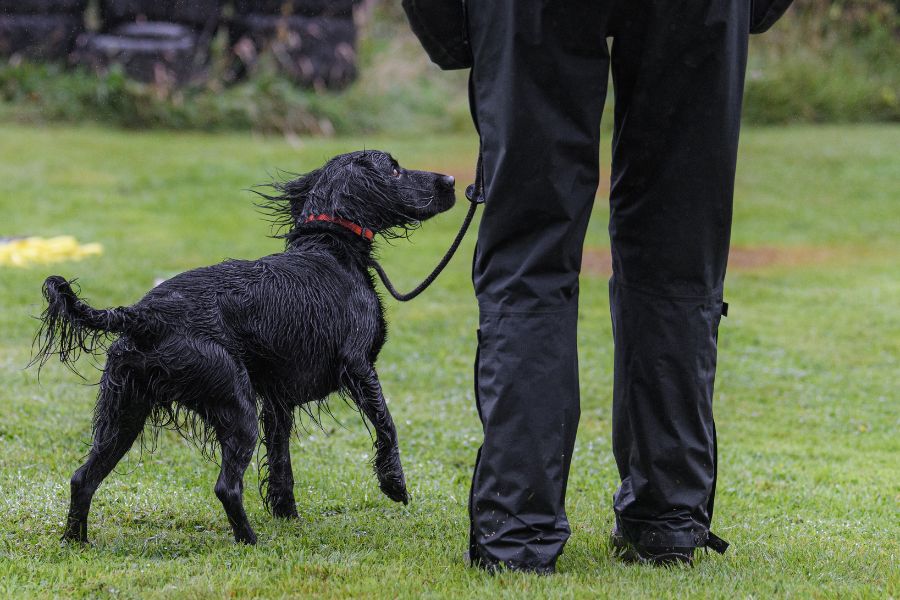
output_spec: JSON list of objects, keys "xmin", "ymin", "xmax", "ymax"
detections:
[{"xmin": 1, "ymin": 0, "xmax": 898, "ymax": 134}]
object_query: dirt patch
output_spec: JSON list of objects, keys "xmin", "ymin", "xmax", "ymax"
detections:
[
  {"xmin": 583, "ymin": 248, "xmax": 614, "ymax": 276},
  {"xmin": 728, "ymin": 246, "xmax": 839, "ymax": 270},
  {"xmin": 582, "ymin": 246, "xmax": 840, "ymax": 277}
]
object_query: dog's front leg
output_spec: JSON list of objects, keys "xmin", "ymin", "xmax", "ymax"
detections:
[
  {"xmin": 345, "ymin": 365, "xmax": 409, "ymax": 504},
  {"xmin": 261, "ymin": 402, "xmax": 298, "ymax": 518}
]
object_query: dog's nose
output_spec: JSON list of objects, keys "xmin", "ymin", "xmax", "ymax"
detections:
[{"xmin": 441, "ymin": 175, "xmax": 455, "ymax": 188}]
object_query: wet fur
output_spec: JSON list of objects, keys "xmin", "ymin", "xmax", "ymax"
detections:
[{"xmin": 31, "ymin": 150, "xmax": 456, "ymax": 545}]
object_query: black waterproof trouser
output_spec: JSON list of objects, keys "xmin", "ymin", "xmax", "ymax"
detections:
[{"xmin": 467, "ymin": 0, "xmax": 751, "ymax": 571}]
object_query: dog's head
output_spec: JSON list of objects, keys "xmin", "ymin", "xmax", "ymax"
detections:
[{"xmin": 261, "ymin": 150, "xmax": 456, "ymax": 240}]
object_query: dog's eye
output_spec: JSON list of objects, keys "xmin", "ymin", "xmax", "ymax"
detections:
[{"xmin": 391, "ymin": 168, "xmax": 401, "ymax": 178}]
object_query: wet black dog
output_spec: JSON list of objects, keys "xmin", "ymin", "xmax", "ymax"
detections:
[{"xmin": 32, "ymin": 150, "xmax": 456, "ymax": 545}]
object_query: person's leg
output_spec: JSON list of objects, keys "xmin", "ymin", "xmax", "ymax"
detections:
[
  {"xmin": 607, "ymin": 0, "xmax": 750, "ymax": 553},
  {"xmin": 466, "ymin": 0, "xmax": 612, "ymax": 572}
]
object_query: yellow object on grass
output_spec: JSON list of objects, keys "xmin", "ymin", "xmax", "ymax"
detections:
[{"xmin": 0, "ymin": 236, "xmax": 103, "ymax": 267}]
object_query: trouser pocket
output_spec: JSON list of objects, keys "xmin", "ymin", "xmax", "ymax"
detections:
[{"xmin": 402, "ymin": 0, "xmax": 472, "ymax": 69}]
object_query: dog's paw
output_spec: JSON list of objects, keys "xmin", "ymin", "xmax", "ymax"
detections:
[
  {"xmin": 375, "ymin": 449, "xmax": 408, "ymax": 504},
  {"xmin": 379, "ymin": 478, "xmax": 409, "ymax": 505},
  {"xmin": 60, "ymin": 535, "xmax": 91, "ymax": 547},
  {"xmin": 268, "ymin": 492, "xmax": 299, "ymax": 519},
  {"xmin": 271, "ymin": 504, "xmax": 299, "ymax": 519},
  {"xmin": 234, "ymin": 530, "xmax": 258, "ymax": 545},
  {"xmin": 61, "ymin": 521, "xmax": 89, "ymax": 545},
  {"xmin": 378, "ymin": 469, "xmax": 409, "ymax": 505}
]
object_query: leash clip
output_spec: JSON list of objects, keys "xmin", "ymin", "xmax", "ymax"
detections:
[{"xmin": 465, "ymin": 183, "xmax": 485, "ymax": 205}]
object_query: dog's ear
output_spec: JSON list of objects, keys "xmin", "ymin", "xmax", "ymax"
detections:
[
  {"xmin": 255, "ymin": 168, "xmax": 323, "ymax": 235},
  {"xmin": 279, "ymin": 168, "xmax": 323, "ymax": 221}
]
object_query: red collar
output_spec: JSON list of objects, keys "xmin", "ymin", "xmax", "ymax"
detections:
[{"xmin": 304, "ymin": 214, "xmax": 374, "ymax": 241}]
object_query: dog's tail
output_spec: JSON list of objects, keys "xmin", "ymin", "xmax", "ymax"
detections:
[{"xmin": 31, "ymin": 276, "xmax": 139, "ymax": 373}]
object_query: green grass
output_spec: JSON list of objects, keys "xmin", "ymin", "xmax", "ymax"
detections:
[{"xmin": 0, "ymin": 124, "xmax": 898, "ymax": 598}]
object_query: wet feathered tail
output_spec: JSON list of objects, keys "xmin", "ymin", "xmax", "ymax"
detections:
[{"xmin": 31, "ymin": 275, "xmax": 136, "ymax": 373}]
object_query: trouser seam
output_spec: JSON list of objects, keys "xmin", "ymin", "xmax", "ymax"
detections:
[
  {"xmin": 478, "ymin": 305, "xmax": 578, "ymax": 317},
  {"xmin": 611, "ymin": 277, "xmax": 723, "ymax": 302}
]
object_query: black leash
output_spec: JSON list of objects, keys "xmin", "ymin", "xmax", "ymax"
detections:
[{"xmin": 371, "ymin": 157, "xmax": 485, "ymax": 302}]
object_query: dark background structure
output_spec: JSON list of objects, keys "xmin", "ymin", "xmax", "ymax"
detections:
[{"xmin": 1, "ymin": 0, "xmax": 362, "ymax": 89}]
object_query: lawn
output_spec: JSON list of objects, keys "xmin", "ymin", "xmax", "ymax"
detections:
[{"xmin": 0, "ymin": 123, "xmax": 897, "ymax": 598}]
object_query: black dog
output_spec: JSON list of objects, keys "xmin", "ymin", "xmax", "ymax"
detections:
[{"xmin": 32, "ymin": 150, "xmax": 456, "ymax": 545}]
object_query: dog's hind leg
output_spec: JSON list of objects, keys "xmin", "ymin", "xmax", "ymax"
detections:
[
  {"xmin": 344, "ymin": 364, "xmax": 409, "ymax": 505},
  {"xmin": 261, "ymin": 402, "xmax": 298, "ymax": 518},
  {"xmin": 159, "ymin": 337, "xmax": 260, "ymax": 544},
  {"xmin": 63, "ymin": 372, "xmax": 150, "ymax": 543},
  {"xmin": 212, "ymin": 383, "xmax": 259, "ymax": 545}
]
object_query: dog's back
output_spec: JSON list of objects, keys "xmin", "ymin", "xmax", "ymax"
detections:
[{"xmin": 137, "ymin": 240, "xmax": 384, "ymax": 404}]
